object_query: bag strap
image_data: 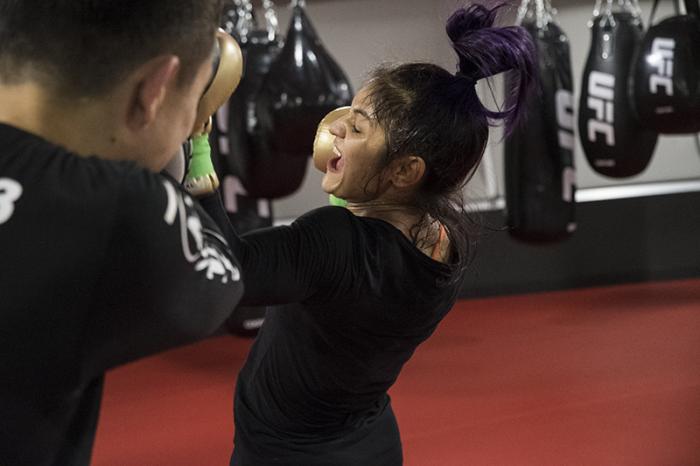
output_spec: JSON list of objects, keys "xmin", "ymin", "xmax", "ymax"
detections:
[
  {"xmin": 648, "ymin": 0, "xmax": 662, "ymax": 25},
  {"xmin": 648, "ymin": 0, "xmax": 693, "ymax": 25},
  {"xmin": 684, "ymin": 0, "xmax": 700, "ymax": 17}
]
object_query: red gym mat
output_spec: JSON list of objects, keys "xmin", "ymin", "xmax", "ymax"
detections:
[{"xmin": 91, "ymin": 278, "xmax": 700, "ymax": 465}]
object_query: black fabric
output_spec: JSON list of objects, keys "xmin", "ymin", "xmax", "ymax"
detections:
[
  {"xmin": 200, "ymin": 196, "xmax": 460, "ymax": 465},
  {"xmin": 0, "ymin": 123, "xmax": 244, "ymax": 466},
  {"xmin": 504, "ymin": 19, "xmax": 577, "ymax": 242}
]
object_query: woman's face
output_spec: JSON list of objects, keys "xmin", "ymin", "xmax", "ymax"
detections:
[{"xmin": 321, "ymin": 86, "xmax": 389, "ymax": 202}]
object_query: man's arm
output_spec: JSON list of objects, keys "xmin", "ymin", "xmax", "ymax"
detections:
[{"xmin": 81, "ymin": 170, "xmax": 243, "ymax": 376}]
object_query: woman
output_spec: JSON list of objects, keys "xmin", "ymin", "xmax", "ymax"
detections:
[{"xmin": 204, "ymin": 4, "xmax": 536, "ymax": 465}]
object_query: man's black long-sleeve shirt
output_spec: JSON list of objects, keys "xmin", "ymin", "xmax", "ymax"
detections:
[{"xmin": 0, "ymin": 123, "xmax": 244, "ymax": 466}]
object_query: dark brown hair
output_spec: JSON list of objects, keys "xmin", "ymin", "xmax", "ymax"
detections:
[
  {"xmin": 0, "ymin": 0, "xmax": 224, "ymax": 96},
  {"xmin": 365, "ymin": 4, "xmax": 536, "ymax": 278}
]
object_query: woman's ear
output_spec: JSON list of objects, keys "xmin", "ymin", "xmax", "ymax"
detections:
[{"xmin": 389, "ymin": 155, "xmax": 426, "ymax": 189}]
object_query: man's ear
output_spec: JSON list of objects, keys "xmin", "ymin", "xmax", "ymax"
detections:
[
  {"xmin": 389, "ymin": 155, "xmax": 426, "ymax": 189},
  {"xmin": 126, "ymin": 55, "xmax": 180, "ymax": 131}
]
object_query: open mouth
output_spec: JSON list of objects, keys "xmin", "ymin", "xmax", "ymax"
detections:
[{"xmin": 327, "ymin": 145, "xmax": 345, "ymax": 173}]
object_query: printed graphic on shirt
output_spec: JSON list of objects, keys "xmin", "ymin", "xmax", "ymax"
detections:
[
  {"xmin": 0, "ymin": 178, "xmax": 22, "ymax": 225},
  {"xmin": 162, "ymin": 180, "xmax": 240, "ymax": 283}
]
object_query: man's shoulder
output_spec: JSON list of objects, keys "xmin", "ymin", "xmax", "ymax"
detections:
[
  {"xmin": 0, "ymin": 127, "xmax": 171, "ymax": 231},
  {"xmin": 0, "ymin": 123, "xmax": 150, "ymax": 194}
]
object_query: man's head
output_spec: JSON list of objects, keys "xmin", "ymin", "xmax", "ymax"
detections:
[
  {"xmin": 0, "ymin": 0, "xmax": 223, "ymax": 97},
  {"xmin": 0, "ymin": 0, "xmax": 224, "ymax": 170}
]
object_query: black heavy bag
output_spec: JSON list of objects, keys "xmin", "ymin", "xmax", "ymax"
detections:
[
  {"xmin": 211, "ymin": 104, "xmax": 271, "ymax": 337},
  {"xmin": 630, "ymin": 0, "xmax": 700, "ymax": 133},
  {"xmin": 505, "ymin": 0, "xmax": 577, "ymax": 242},
  {"xmin": 578, "ymin": 1, "xmax": 658, "ymax": 177},
  {"xmin": 224, "ymin": 6, "xmax": 284, "ymax": 198},
  {"xmin": 247, "ymin": 0, "xmax": 353, "ymax": 199},
  {"xmin": 212, "ymin": 105, "xmax": 275, "ymax": 234}
]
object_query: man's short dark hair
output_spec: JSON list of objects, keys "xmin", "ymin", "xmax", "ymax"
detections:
[{"xmin": 0, "ymin": 0, "xmax": 224, "ymax": 96}]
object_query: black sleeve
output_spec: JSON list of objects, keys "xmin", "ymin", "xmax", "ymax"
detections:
[
  {"xmin": 82, "ymin": 172, "xmax": 244, "ymax": 375},
  {"xmin": 199, "ymin": 194, "xmax": 360, "ymax": 307}
]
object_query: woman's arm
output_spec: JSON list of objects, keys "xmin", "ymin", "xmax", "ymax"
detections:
[{"xmin": 199, "ymin": 194, "xmax": 359, "ymax": 306}]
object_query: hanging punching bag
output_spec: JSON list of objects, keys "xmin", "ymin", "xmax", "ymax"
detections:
[
  {"xmin": 211, "ymin": 0, "xmax": 276, "ymax": 234},
  {"xmin": 247, "ymin": 0, "xmax": 353, "ymax": 199},
  {"xmin": 214, "ymin": 106, "xmax": 274, "ymax": 234},
  {"xmin": 213, "ymin": 2, "xmax": 276, "ymax": 337},
  {"xmin": 579, "ymin": 0, "xmax": 658, "ymax": 177},
  {"xmin": 505, "ymin": 0, "xmax": 577, "ymax": 242},
  {"xmin": 224, "ymin": 1, "xmax": 284, "ymax": 198},
  {"xmin": 630, "ymin": 0, "xmax": 700, "ymax": 133}
]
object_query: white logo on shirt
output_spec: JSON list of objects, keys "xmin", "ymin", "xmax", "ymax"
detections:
[
  {"xmin": 0, "ymin": 178, "xmax": 22, "ymax": 225},
  {"xmin": 162, "ymin": 180, "xmax": 240, "ymax": 283}
]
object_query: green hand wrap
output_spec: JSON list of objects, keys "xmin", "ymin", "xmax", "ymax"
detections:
[
  {"xmin": 184, "ymin": 134, "xmax": 219, "ymax": 196},
  {"xmin": 329, "ymin": 194, "xmax": 348, "ymax": 207},
  {"xmin": 187, "ymin": 134, "xmax": 215, "ymax": 179}
]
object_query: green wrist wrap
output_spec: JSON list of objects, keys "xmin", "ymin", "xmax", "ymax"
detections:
[
  {"xmin": 187, "ymin": 134, "xmax": 215, "ymax": 179},
  {"xmin": 329, "ymin": 194, "xmax": 348, "ymax": 207},
  {"xmin": 184, "ymin": 134, "xmax": 219, "ymax": 196}
]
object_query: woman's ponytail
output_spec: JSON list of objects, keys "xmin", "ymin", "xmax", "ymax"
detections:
[
  {"xmin": 447, "ymin": 4, "xmax": 536, "ymax": 135},
  {"xmin": 361, "ymin": 4, "xmax": 537, "ymax": 274}
]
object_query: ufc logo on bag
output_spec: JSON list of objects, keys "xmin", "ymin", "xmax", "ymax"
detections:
[
  {"xmin": 649, "ymin": 38, "xmax": 675, "ymax": 96},
  {"xmin": 586, "ymin": 71, "xmax": 615, "ymax": 147},
  {"xmin": 555, "ymin": 90, "xmax": 575, "ymax": 203},
  {"xmin": 556, "ymin": 90, "xmax": 575, "ymax": 152}
]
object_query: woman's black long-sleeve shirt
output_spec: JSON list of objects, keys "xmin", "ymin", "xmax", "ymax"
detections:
[{"xmin": 202, "ymin": 196, "xmax": 461, "ymax": 465}]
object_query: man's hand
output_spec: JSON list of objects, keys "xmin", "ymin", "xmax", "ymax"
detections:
[{"xmin": 184, "ymin": 30, "xmax": 243, "ymax": 197}]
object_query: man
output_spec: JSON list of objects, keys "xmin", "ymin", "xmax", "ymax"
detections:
[{"xmin": 0, "ymin": 1, "xmax": 243, "ymax": 465}]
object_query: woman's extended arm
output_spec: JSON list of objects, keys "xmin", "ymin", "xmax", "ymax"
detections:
[{"xmin": 199, "ymin": 193, "xmax": 359, "ymax": 306}]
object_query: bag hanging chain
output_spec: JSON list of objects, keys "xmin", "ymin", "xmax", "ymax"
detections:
[
  {"xmin": 235, "ymin": 0, "xmax": 256, "ymax": 43},
  {"xmin": 648, "ymin": 0, "xmax": 685, "ymax": 27},
  {"xmin": 516, "ymin": 0, "xmax": 555, "ymax": 28},
  {"xmin": 262, "ymin": 0, "xmax": 280, "ymax": 41}
]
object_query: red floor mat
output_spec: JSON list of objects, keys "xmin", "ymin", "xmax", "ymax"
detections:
[{"xmin": 92, "ymin": 279, "xmax": 700, "ymax": 465}]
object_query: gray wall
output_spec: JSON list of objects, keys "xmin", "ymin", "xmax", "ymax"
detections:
[{"xmin": 258, "ymin": 0, "xmax": 700, "ymax": 220}]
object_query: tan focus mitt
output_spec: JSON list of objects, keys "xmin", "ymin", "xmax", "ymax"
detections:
[
  {"xmin": 312, "ymin": 106, "xmax": 350, "ymax": 173},
  {"xmin": 182, "ymin": 29, "xmax": 243, "ymax": 196},
  {"xmin": 191, "ymin": 28, "xmax": 244, "ymax": 136}
]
